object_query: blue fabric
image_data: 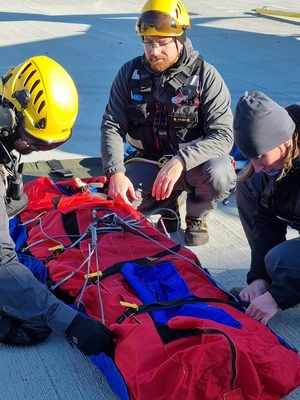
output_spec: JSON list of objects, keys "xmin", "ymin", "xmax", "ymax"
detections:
[
  {"xmin": 230, "ymin": 143, "xmax": 250, "ymax": 170},
  {"xmin": 17, "ymin": 253, "xmax": 47, "ymax": 284},
  {"xmin": 9, "ymin": 216, "xmax": 27, "ymax": 251},
  {"xmin": 9, "ymin": 217, "xmax": 47, "ymax": 284},
  {"xmin": 69, "ymin": 304, "xmax": 130, "ymax": 400},
  {"xmin": 230, "ymin": 142, "xmax": 249, "ymax": 161},
  {"xmin": 90, "ymin": 353, "xmax": 130, "ymax": 400},
  {"xmin": 122, "ymin": 262, "xmax": 242, "ymax": 328}
]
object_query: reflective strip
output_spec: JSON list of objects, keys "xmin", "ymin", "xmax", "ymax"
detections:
[
  {"xmin": 131, "ymin": 69, "xmax": 140, "ymax": 79},
  {"xmin": 185, "ymin": 75, "xmax": 199, "ymax": 87}
]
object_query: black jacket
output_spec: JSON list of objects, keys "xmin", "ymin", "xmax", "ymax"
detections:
[{"xmin": 249, "ymin": 157, "xmax": 300, "ymax": 308}]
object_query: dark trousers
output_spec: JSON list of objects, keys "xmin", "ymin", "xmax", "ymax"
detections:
[
  {"xmin": 126, "ymin": 154, "xmax": 236, "ymax": 220},
  {"xmin": 0, "ymin": 177, "xmax": 77, "ymax": 340}
]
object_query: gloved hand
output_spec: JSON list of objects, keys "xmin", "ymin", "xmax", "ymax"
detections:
[{"xmin": 65, "ymin": 313, "xmax": 117, "ymax": 356}]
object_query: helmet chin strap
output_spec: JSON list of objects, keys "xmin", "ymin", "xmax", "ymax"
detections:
[{"xmin": 176, "ymin": 31, "xmax": 186, "ymax": 44}]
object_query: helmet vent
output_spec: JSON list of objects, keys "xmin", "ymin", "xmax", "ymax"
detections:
[
  {"xmin": 37, "ymin": 100, "xmax": 46, "ymax": 114},
  {"xmin": 35, "ymin": 117, "xmax": 46, "ymax": 129},
  {"xmin": 176, "ymin": 1, "xmax": 184, "ymax": 17},
  {"xmin": 34, "ymin": 90, "xmax": 43, "ymax": 105},
  {"xmin": 23, "ymin": 70, "xmax": 37, "ymax": 87},
  {"xmin": 30, "ymin": 79, "xmax": 41, "ymax": 94},
  {"xmin": 2, "ymin": 73, "xmax": 12, "ymax": 85},
  {"xmin": 20, "ymin": 62, "xmax": 32, "ymax": 76}
]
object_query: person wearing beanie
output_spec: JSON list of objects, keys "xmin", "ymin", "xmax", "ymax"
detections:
[
  {"xmin": 232, "ymin": 90, "xmax": 300, "ymax": 324},
  {"xmin": 101, "ymin": 0, "xmax": 236, "ymax": 247}
]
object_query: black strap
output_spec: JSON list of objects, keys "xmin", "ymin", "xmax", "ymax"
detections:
[
  {"xmin": 116, "ymin": 295, "xmax": 248, "ymax": 324},
  {"xmin": 97, "ymin": 244, "xmax": 181, "ymax": 281},
  {"xmin": 47, "ymin": 159, "xmax": 73, "ymax": 178},
  {"xmin": 261, "ymin": 177, "xmax": 274, "ymax": 208},
  {"xmin": 153, "ymin": 105, "xmax": 175, "ymax": 154},
  {"xmin": 167, "ymin": 56, "xmax": 202, "ymax": 94}
]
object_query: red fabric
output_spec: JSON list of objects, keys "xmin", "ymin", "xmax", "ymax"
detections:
[
  {"xmin": 223, "ymin": 389, "xmax": 244, "ymax": 400},
  {"xmin": 20, "ymin": 177, "xmax": 300, "ymax": 400}
]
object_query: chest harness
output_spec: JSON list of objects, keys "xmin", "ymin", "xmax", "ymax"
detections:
[
  {"xmin": 127, "ymin": 56, "xmax": 204, "ymax": 157},
  {"xmin": 260, "ymin": 171, "xmax": 300, "ymax": 231}
]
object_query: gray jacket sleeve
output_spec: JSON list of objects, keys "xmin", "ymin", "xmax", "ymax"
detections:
[
  {"xmin": 0, "ymin": 177, "xmax": 77, "ymax": 335},
  {"xmin": 101, "ymin": 61, "xmax": 134, "ymax": 177},
  {"xmin": 177, "ymin": 61, "xmax": 234, "ymax": 172}
]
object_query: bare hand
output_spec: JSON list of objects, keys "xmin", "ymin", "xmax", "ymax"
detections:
[
  {"xmin": 108, "ymin": 173, "xmax": 138, "ymax": 205},
  {"xmin": 239, "ymin": 279, "xmax": 269, "ymax": 303},
  {"xmin": 245, "ymin": 291, "xmax": 279, "ymax": 324},
  {"xmin": 152, "ymin": 156, "xmax": 184, "ymax": 201}
]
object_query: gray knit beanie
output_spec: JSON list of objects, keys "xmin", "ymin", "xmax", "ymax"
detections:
[{"xmin": 233, "ymin": 91, "xmax": 295, "ymax": 158}]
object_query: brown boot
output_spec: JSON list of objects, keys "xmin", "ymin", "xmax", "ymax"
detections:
[{"xmin": 185, "ymin": 217, "xmax": 209, "ymax": 246}]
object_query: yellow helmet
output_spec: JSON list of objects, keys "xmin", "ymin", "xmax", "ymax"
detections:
[
  {"xmin": 136, "ymin": 0, "xmax": 190, "ymax": 37},
  {"xmin": 0, "ymin": 55, "xmax": 78, "ymax": 151}
]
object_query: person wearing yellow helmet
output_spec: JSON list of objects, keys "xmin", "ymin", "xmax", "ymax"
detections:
[
  {"xmin": 101, "ymin": 0, "xmax": 236, "ymax": 246},
  {"xmin": 0, "ymin": 55, "xmax": 79, "ymax": 216},
  {"xmin": 0, "ymin": 55, "xmax": 78, "ymax": 154},
  {"xmin": 0, "ymin": 56, "xmax": 117, "ymax": 354},
  {"xmin": 135, "ymin": 0, "xmax": 189, "ymax": 73}
]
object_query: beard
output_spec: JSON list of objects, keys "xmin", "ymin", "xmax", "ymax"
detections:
[{"xmin": 147, "ymin": 53, "xmax": 178, "ymax": 72}]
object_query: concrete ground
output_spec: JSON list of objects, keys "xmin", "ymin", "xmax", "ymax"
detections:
[{"xmin": 1, "ymin": 0, "xmax": 300, "ymax": 399}]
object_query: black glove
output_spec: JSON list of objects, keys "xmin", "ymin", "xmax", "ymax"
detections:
[{"xmin": 65, "ymin": 314, "xmax": 117, "ymax": 356}]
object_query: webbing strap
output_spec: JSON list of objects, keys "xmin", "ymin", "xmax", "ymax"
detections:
[
  {"xmin": 116, "ymin": 296, "xmax": 248, "ymax": 324},
  {"xmin": 166, "ymin": 56, "xmax": 202, "ymax": 94},
  {"xmin": 261, "ymin": 177, "xmax": 275, "ymax": 208},
  {"xmin": 47, "ymin": 159, "xmax": 73, "ymax": 178},
  {"xmin": 98, "ymin": 244, "xmax": 181, "ymax": 280}
]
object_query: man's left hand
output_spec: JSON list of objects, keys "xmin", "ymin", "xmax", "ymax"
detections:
[{"xmin": 152, "ymin": 156, "xmax": 184, "ymax": 201}]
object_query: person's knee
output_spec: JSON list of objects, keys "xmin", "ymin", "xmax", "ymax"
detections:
[
  {"xmin": 204, "ymin": 158, "xmax": 236, "ymax": 196},
  {"xmin": 264, "ymin": 244, "xmax": 286, "ymax": 279}
]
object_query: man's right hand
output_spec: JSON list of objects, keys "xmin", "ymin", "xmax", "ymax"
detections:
[
  {"xmin": 245, "ymin": 291, "xmax": 279, "ymax": 325},
  {"xmin": 108, "ymin": 172, "xmax": 138, "ymax": 205}
]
